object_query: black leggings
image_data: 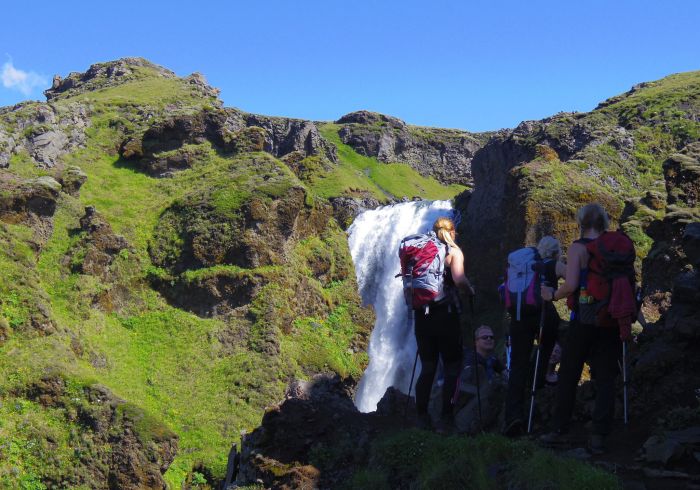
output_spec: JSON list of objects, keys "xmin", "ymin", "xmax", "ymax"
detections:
[
  {"xmin": 505, "ymin": 305, "xmax": 558, "ymax": 424},
  {"xmin": 414, "ymin": 303, "xmax": 462, "ymax": 417},
  {"xmin": 552, "ymin": 321, "xmax": 621, "ymax": 435}
]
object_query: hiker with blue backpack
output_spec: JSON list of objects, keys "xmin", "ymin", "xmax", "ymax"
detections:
[
  {"xmin": 539, "ymin": 203, "xmax": 636, "ymax": 454},
  {"xmin": 502, "ymin": 236, "xmax": 563, "ymax": 437},
  {"xmin": 399, "ymin": 216, "xmax": 475, "ymax": 432}
]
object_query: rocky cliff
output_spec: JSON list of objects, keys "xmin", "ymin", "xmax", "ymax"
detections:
[
  {"xmin": 458, "ymin": 72, "xmax": 700, "ymax": 297},
  {"xmin": 335, "ymin": 110, "xmax": 489, "ymax": 186}
]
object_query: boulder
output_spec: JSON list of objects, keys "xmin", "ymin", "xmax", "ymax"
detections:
[
  {"xmin": 643, "ymin": 428, "xmax": 700, "ymax": 466},
  {"xmin": 59, "ymin": 165, "xmax": 88, "ymax": 196},
  {"xmin": 237, "ymin": 375, "xmax": 389, "ymax": 489}
]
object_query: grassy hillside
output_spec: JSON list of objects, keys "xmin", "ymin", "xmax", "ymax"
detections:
[{"xmin": 0, "ymin": 61, "xmax": 465, "ymax": 488}]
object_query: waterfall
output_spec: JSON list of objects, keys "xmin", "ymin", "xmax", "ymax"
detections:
[{"xmin": 349, "ymin": 200, "xmax": 454, "ymax": 413}]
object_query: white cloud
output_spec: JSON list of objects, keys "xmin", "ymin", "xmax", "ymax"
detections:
[{"xmin": 1, "ymin": 60, "xmax": 47, "ymax": 96}]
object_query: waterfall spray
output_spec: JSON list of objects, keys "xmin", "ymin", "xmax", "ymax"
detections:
[{"xmin": 349, "ymin": 200, "xmax": 454, "ymax": 413}]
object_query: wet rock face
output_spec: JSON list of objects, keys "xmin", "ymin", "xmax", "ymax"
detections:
[
  {"xmin": 21, "ymin": 375, "xmax": 178, "ymax": 490},
  {"xmin": 329, "ymin": 195, "xmax": 382, "ymax": 229},
  {"xmin": 335, "ymin": 111, "xmax": 484, "ymax": 186}
]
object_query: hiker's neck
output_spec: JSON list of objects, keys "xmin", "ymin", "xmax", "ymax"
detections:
[
  {"xmin": 581, "ymin": 228, "xmax": 603, "ymax": 239},
  {"xmin": 476, "ymin": 348, "xmax": 491, "ymax": 358}
]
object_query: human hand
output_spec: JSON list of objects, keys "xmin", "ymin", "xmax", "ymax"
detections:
[
  {"xmin": 541, "ymin": 286, "xmax": 554, "ymax": 301},
  {"xmin": 619, "ymin": 321, "xmax": 632, "ymax": 342}
]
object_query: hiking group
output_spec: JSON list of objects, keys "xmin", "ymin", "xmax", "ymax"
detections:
[{"xmin": 399, "ymin": 203, "xmax": 638, "ymax": 454}]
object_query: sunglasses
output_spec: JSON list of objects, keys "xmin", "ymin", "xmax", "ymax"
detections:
[{"xmin": 478, "ymin": 335, "xmax": 495, "ymax": 340}]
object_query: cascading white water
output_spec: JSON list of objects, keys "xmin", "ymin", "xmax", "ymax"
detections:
[{"xmin": 349, "ymin": 200, "xmax": 454, "ymax": 413}]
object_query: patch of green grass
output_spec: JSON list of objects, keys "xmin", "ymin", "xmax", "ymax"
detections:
[
  {"xmin": 282, "ymin": 305, "xmax": 366, "ymax": 378},
  {"xmin": 316, "ymin": 124, "xmax": 466, "ymax": 200},
  {"xmin": 346, "ymin": 431, "xmax": 620, "ymax": 490},
  {"xmin": 7, "ymin": 151, "xmax": 51, "ymax": 179}
]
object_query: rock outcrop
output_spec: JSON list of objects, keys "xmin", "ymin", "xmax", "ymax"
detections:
[
  {"xmin": 642, "ymin": 143, "xmax": 700, "ymax": 317},
  {"xmin": 237, "ymin": 375, "xmax": 401, "ymax": 489},
  {"xmin": 228, "ymin": 109, "xmax": 338, "ymax": 163},
  {"xmin": 335, "ymin": 110, "xmax": 486, "ymax": 186},
  {"xmin": 65, "ymin": 206, "xmax": 131, "ymax": 280},
  {"xmin": 0, "ymin": 174, "xmax": 62, "ymax": 248},
  {"xmin": 44, "ymin": 57, "xmax": 177, "ymax": 101},
  {"xmin": 0, "ymin": 101, "xmax": 89, "ymax": 168}
]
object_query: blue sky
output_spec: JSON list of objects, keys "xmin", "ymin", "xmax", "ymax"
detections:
[{"xmin": 1, "ymin": 0, "xmax": 699, "ymax": 132}]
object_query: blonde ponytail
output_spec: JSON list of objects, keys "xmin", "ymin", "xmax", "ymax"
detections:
[{"xmin": 433, "ymin": 217, "xmax": 458, "ymax": 248}]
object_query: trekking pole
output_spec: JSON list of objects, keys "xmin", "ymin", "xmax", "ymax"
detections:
[
  {"xmin": 470, "ymin": 294, "xmax": 483, "ymax": 432},
  {"xmin": 404, "ymin": 265, "xmax": 417, "ymax": 421},
  {"xmin": 527, "ymin": 302, "xmax": 546, "ymax": 434},
  {"xmin": 622, "ymin": 341, "xmax": 628, "ymax": 425},
  {"xmin": 405, "ymin": 348, "xmax": 419, "ymax": 420}
]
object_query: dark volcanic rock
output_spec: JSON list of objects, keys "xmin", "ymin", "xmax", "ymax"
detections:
[
  {"xmin": 329, "ymin": 195, "xmax": 382, "ymax": 229},
  {"xmin": 150, "ymin": 178, "xmax": 338, "ymax": 323},
  {"xmin": 237, "ymin": 376, "xmax": 400, "ymax": 489},
  {"xmin": 232, "ymin": 110, "xmax": 338, "ymax": 163},
  {"xmin": 335, "ymin": 110, "xmax": 484, "ymax": 186},
  {"xmin": 642, "ymin": 144, "xmax": 700, "ymax": 317},
  {"xmin": 337, "ymin": 110, "xmax": 405, "ymax": 127},
  {"xmin": 683, "ymin": 222, "xmax": 700, "ymax": 267},
  {"xmin": 0, "ymin": 175, "xmax": 61, "ymax": 249},
  {"xmin": 120, "ymin": 108, "xmax": 228, "ymax": 176},
  {"xmin": 66, "ymin": 206, "xmax": 131, "ymax": 279}
]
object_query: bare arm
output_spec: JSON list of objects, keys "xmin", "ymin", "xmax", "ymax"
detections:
[
  {"xmin": 446, "ymin": 247, "xmax": 475, "ymax": 295},
  {"xmin": 543, "ymin": 242, "xmax": 586, "ymax": 301}
]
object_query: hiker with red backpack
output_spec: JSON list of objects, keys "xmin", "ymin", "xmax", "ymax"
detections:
[
  {"xmin": 502, "ymin": 236, "xmax": 563, "ymax": 437},
  {"xmin": 399, "ymin": 216, "xmax": 475, "ymax": 432},
  {"xmin": 539, "ymin": 203, "xmax": 636, "ymax": 454}
]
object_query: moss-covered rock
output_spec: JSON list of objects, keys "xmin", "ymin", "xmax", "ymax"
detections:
[{"xmin": 7, "ymin": 373, "xmax": 178, "ymax": 489}]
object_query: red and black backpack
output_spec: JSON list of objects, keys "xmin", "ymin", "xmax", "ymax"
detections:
[{"xmin": 576, "ymin": 231, "xmax": 637, "ymax": 327}]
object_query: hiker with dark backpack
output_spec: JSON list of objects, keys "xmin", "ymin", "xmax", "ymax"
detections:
[
  {"xmin": 399, "ymin": 217, "xmax": 475, "ymax": 432},
  {"xmin": 539, "ymin": 203, "xmax": 636, "ymax": 454},
  {"xmin": 502, "ymin": 236, "xmax": 562, "ymax": 437}
]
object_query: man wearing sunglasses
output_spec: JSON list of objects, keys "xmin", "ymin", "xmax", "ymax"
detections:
[{"xmin": 453, "ymin": 325, "xmax": 504, "ymax": 433}]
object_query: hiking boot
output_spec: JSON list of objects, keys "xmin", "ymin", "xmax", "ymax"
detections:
[
  {"xmin": 416, "ymin": 413, "xmax": 432, "ymax": 431},
  {"xmin": 588, "ymin": 434, "xmax": 605, "ymax": 455},
  {"xmin": 502, "ymin": 419, "xmax": 524, "ymax": 438},
  {"xmin": 538, "ymin": 430, "xmax": 570, "ymax": 446}
]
